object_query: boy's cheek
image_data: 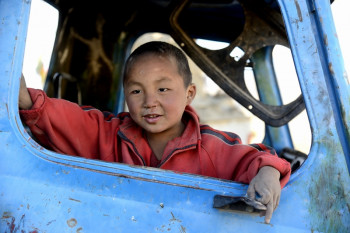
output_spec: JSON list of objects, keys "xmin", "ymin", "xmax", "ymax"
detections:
[{"xmin": 125, "ymin": 98, "xmax": 137, "ymax": 109}]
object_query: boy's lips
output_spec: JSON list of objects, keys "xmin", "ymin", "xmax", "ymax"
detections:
[{"xmin": 143, "ymin": 114, "xmax": 162, "ymax": 124}]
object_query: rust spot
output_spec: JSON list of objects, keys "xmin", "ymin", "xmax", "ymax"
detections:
[
  {"xmin": 62, "ymin": 170, "xmax": 70, "ymax": 174},
  {"xmin": 5, "ymin": 103, "xmax": 9, "ymax": 119},
  {"xmin": 76, "ymin": 227, "xmax": 83, "ymax": 233},
  {"xmin": 180, "ymin": 225, "xmax": 186, "ymax": 233},
  {"xmin": 47, "ymin": 220, "xmax": 56, "ymax": 226},
  {"xmin": 67, "ymin": 218, "xmax": 77, "ymax": 228},
  {"xmin": 170, "ymin": 212, "xmax": 181, "ymax": 223},
  {"xmin": 324, "ymin": 34, "xmax": 328, "ymax": 46},
  {"xmin": 329, "ymin": 63, "xmax": 335, "ymax": 76},
  {"xmin": 4, "ymin": 214, "xmax": 26, "ymax": 233},
  {"xmin": 294, "ymin": 0, "xmax": 303, "ymax": 22},
  {"xmin": 8, "ymin": 217, "xmax": 15, "ymax": 232},
  {"xmin": 2, "ymin": 211, "xmax": 12, "ymax": 219},
  {"xmin": 69, "ymin": 197, "xmax": 81, "ymax": 203}
]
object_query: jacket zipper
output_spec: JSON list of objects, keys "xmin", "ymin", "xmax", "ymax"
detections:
[
  {"xmin": 157, "ymin": 143, "xmax": 197, "ymax": 168},
  {"xmin": 118, "ymin": 131, "xmax": 146, "ymax": 166}
]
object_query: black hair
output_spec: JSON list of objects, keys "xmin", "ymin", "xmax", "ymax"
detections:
[{"xmin": 123, "ymin": 41, "xmax": 192, "ymax": 87}]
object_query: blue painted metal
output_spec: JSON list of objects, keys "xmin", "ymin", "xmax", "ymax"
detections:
[
  {"xmin": 0, "ymin": 0, "xmax": 349, "ymax": 232},
  {"xmin": 312, "ymin": 0, "xmax": 350, "ymax": 171},
  {"xmin": 278, "ymin": 0, "xmax": 350, "ymax": 232},
  {"xmin": 251, "ymin": 46, "xmax": 294, "ymax": 154}
]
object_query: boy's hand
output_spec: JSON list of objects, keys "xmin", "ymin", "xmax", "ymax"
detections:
[
  {"xmin": 247, "ymin": 166, "xmax": 281, "ymax": 224},
  {"xmin": 19, "ymin": 74, "xmax": 33, "ymax": 110}
]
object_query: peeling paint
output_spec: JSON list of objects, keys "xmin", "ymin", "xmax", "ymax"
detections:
[
  {"xmin": 67, "ymin": 218, "xmax": 78, "ymax": 228},
  {"xmin": 1, "ymin": 214, "xmax": 26, "ymax": 233},
  {"xmin": 294, "ymin": 0, "xmax": 303, "ymax": 22},
  {"xmin": 323, "ymin": 34, "xmax": 328, "ymax": 46},
  {"xmin": 46, "ymin": 219, "xmax": 56, "ymax": 226},
  {"xmin": 5, "ymin": 103, "xmax": 9, "ymax": 119},
  {"xmin": 2, "ymin": 212, "xmax": 12, "ymax": 219},
  {"xmin": 62, "ymin": 170, "xmax": 70, "ymax": 174},
  {"xmin": 328, "ymin": 63, "xmax": 335, "ymax": 76},
  {"xmin": 308, "ymin": 139, "xmax": 350, "ymax": 232},
  {"xmin": 180, "ymin": 225, "xmax": 187, "ymax": 233},
  {"xmin": 69, "ymin": 197, "xmax": 81, "ymax": 203},
  {"xmin": 170, "ymin": 212, "xmax": 182, "ymax": 223}
]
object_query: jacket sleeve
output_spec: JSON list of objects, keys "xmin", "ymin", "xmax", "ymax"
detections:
[
  {"xmin": 231, "ymin": 144, "xmax": 291, "ymax": 188},
  {"xmin": 19, "ymin": 88, "xmax": 121, "ymax": 161},
  {"xmin": 202, "ymin": 130, "xmax": 291, "ymax": 188}
]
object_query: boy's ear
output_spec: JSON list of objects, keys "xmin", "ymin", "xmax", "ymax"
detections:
[{"xmin": 186, "ymin": 83, "xmax": 196, "ymax": 105}]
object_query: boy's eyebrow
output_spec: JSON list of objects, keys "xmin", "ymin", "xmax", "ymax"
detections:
[
  {"xmin": 155, "ymin": 76, "xmax": 172, "ymax": 83},
  {"xmin": 125, "ymin": 76, "xmax": 173, "ymax": 86},
  {"xmin": 125, "ymin": 80, "xmax": 142, "ymax": 87}
]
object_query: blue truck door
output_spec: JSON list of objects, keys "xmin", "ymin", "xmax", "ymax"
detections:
[{"xmin": 0, "ymin": 0, "xmax": 349, "ymax": 232}]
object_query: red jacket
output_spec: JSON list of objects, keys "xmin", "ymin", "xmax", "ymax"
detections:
[{"xmin": 20, "ymin": 89, "xmax": 291, "ymax": 187}]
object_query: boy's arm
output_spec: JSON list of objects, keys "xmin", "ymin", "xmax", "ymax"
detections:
[
  {"xmin": 247, "ymin": 166, "xmax": 281, "ymax": 224},
  {"xmin": 205, "ymin": 137, "xmax": 290, "ymax": 223},
  {"xmin": 19, "ymin": 76, "xmax": 121, "ymax": 161},
  {"xmin": 19, "ymin": 74, "xmax": 33, "ymax": 110}
]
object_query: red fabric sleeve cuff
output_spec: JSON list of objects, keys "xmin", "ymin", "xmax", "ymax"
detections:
[
  {"xmin": 247, "ymin": 155, "xmax": 292, "ymax": 188},
  {"xmin": 19, "ymin": 88, "xmax": 47, "ymax": 126}
]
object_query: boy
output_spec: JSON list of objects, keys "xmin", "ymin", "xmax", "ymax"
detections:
[{"xmin": 19, "ymin": 41, "xmax": 291, "ymax": 224}]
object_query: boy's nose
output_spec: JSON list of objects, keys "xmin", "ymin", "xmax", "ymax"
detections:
[{"xmin": 143, "ymin": 93, "xmax": 158, "ymax": 109}]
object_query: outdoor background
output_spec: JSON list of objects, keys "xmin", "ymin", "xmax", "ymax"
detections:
[{"xmin": 22, "ymin": 0, "xmax": 350, "ymax": 155}]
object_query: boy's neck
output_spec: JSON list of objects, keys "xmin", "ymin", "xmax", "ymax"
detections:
[{"xmin": 146, "ymin": 122, "xmax": 186, "ymax": 160}]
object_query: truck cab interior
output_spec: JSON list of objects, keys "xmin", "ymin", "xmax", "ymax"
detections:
[{"xmin": 29, "ymin": 0, "xmax": 309, "ymax": 171}]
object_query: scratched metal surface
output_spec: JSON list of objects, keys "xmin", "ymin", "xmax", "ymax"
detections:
[{"xmin": 0, "ymin": 0, "xmax": 349, "ymax": 232}]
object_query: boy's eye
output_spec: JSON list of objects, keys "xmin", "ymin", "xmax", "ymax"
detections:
[
  {"xmin": 158, "ymin": 88, "xmax": 169, "ymax": 92},
  {"xmin": 131, "ymin": 90, "xmax": 141, "ymax": 94}
]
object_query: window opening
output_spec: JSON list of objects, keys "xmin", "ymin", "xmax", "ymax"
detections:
[
  {"xmin": 22, "ymin": 0, "xmax": 58, "ymax": 89},
  {"xmin": 331, "ymin": 0, "xmax": 350, "ymax": 84},
  {"xmin": 230, "ymin": 47, "xmax": 245, "ymax": 62},
  {"xmin": 273, "ymin": 45, "xmax": 311, "ymax": 155}
]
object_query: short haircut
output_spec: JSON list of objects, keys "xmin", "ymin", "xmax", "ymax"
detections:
[{"xmin": 123, "ymin": 41, "xmax": 192, "ymax": 87}]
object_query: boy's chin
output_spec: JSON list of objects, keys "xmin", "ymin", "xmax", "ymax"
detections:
[{"xmin": 143, "ymin": 127, "xmax": 166, "ymax": 135}]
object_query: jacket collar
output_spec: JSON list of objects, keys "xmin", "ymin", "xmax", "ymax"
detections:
[{"xmin": 118, "ymin": 105, "xmax": 201, "ymax": 160}]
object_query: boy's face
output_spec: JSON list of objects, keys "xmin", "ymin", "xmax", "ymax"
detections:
[{"xmin": 124, "ymin": 53, "xmax": 196, "ymax": 139}]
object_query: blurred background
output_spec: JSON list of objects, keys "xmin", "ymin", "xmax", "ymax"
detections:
[{"xmin": 22, "ymin": 0, "xmax": 349, "ymax": 155}]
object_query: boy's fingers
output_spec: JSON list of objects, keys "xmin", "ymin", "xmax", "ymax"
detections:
[
  {"xmin": 256, "ymin": 189, "xmax": 270, "ymax": 204},
  {"xmin": 274, "ymin": 195, "xmax": 280, "ymax": 210},
  {"xmin": 264, "ymin": 201, "xmax": 274, "ymax": 224},
  {"xmin": 246, "ymin": 183, "xmax": 256, "ymax": 199}
]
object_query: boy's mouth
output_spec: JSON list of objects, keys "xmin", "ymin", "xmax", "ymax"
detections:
[{"xmin": 143, "ymin": 114, "xmax": 161, "ymax": 123}]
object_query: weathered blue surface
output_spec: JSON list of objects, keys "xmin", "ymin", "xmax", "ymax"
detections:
[
  {"xmin": 0, "ymin": 0, "xmax": 349, "ymax": 232},
  {"xmin": 251, "ymin": 46, "xmax": 294, "ymax": 153},
  {"xmin": 279, "ymin": 0, "xmax": 350, "ymax": 231}
]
